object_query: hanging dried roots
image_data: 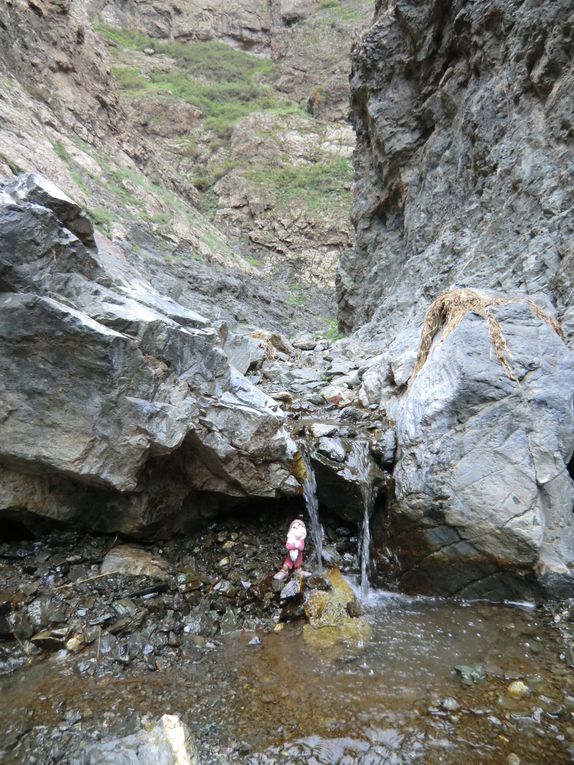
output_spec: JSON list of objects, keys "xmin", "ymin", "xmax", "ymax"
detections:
[{"xmin": 411, "ymin": 288, "xmax": 564, "ymax": 382}]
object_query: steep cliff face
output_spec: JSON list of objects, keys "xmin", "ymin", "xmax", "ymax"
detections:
[
  {"xmin": 94, "ymin": 0, "xmax": 371, "ymax": 120},
  {"xmin": 90, "ymin": 0, "xmax": 372, "ymax": 308},
  {"xmin": 0, "ymin": 0, "xmax": 124, "ymax": 140},
  {"xmin": 336, "ymin": 1, "xmax": 574, "ymax": 597},
  {"xmin": 338, "ymin": 0, "xmax": 574, "ymax": 352},
  {"xmin": 0, "ymin": 1, "xmax": 372, "ymax": 336}
]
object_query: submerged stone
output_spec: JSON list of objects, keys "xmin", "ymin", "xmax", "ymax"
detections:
[
  {"xmin": 454, "ymin": 664, "xmax": 486, "ymax": 686},
  {"xmin": 79, "ymin": 713, "xmax": 198, "ymax": 765},
  {"xmin": 507, "ymin": 680, "xmax": 530, "ymax": 698}
]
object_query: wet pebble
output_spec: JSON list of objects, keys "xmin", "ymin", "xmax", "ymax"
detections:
[
  {"xmin": 30, "ymin": 627, "xmax": 70, "ymax": 650},
  {"xmin": 454, "ymin": 664, "xmax": 486, "ymax": 685},
  {"xmin": 441, "ymin": 697, "xmax": 460, "ymax": 712},
  {"xmin": 507, "ymin": 680, "xmax": 530, "ymax": 698}
]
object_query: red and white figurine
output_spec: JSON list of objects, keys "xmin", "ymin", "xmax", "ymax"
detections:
[{"xmin": 273, "ymin": 518, "xmax": 309, "ymax": 580}]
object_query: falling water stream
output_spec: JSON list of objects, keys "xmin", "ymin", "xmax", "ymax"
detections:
[
  {"xmin": 348, "ymin": 440, "xmax": 375, "ymax": 596},
  {"xmin": 359, "ymin": 504, "xmax": 371, "ymax": 597},
  {"xmin": 300, "ymin": 450, "xmax": 323, "ymax": 572}
]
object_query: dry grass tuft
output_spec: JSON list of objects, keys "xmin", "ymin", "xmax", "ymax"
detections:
[{"xmin": 412, "ymin": 288, "xmax": 563, "ymax": 382}]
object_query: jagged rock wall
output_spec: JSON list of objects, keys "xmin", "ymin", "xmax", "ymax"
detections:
[
  {"xmin": 0, "ymin": 174, "xmax": 300, "ymax": 536},
  {"xmin": 0, "ymin": 0, "xmax": 124, "ymax": 139},
  {"xmin": 95, "ymin": 0, "xmax": 274, "ymax": 53},
  {"xmin": 336, "ymin": 0, "xmax": 574, "ymax": 598},
  {"xmin": 338, "ymin": 0, "xmax": 574, "ymax": 351}
]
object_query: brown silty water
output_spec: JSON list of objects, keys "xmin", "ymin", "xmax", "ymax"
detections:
[{"xmin": 1, "ymin": 590, "xmax": 573, "ymax": 764}]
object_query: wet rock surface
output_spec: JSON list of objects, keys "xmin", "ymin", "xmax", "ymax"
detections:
[
  {"xmin": 80, "ymin": 713, "xmax": 198, "ymax": 765},
  {"xmin": 0, "ymin": 511, "xmax": 360, "ymax": 678}
]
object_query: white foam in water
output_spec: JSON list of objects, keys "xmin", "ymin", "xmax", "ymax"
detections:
[{"xmin": 345, "ymin": 573, "xmax": 417, "ymax": 609}]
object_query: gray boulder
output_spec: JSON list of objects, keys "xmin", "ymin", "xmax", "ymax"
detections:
[
  {"xmin": 0, "ymin": 174, "xmax": 298, "ymax": 534},
  {"xmin": 0, "ymin": 292, "xmax": 208, "ymax": 491},
  {"xmin": 393, "ymin": 294, "xmax": 574, "ymax": 598},
  {"xmin": 2, "ymin": 172, "xmax": 95, "ymax": 247}
]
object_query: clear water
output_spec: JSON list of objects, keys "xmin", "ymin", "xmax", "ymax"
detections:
[{"xmin": 3, "ymin": 593, "xmax": 572, "ymax": 764}]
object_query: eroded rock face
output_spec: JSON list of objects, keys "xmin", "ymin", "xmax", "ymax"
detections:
[
  {"xmin": 333, "ymin": 0, "xmax": 574, "ymax": 598},
  {"xmin": 97, "ymin": 0, "xmax": 273, "ymax": 51},
  {"xmin": 339, "ymin": 0, "xmax": 574, "ymax": 346},
  {"xmin": 393, "ymin": 295, "xmax": 574, "ymax": 598},
  {"xmin": 214, "ymin": 112, "xmax": 354, "ymax": 290},
  {"xmin": 0, "ymin": 174, "xmax": 299, "ymax": 534},
  {"xmin": 0, "ymin": 0, "xmax": 124, "ymax": 139}
]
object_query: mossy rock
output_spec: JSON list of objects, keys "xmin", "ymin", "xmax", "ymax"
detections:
[
  {"xmin": 303, "ymin": 567, "xmax": 370, "ymax": 648},
  {"xmin": 291, "ymin": 451, "xmax": 308, "ymax": 485}
]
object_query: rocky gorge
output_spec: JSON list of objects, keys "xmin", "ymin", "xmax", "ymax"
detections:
[{"xmin": 1, "ymin": 0, "xmax": 574, "ymax": 763}]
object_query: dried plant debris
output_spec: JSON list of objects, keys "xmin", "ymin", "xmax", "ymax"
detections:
[{"xmin": 412, "ymin": 288, "xmax": 564, "ymax": 382}]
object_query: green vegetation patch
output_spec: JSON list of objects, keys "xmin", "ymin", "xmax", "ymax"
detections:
[
  {"xmin": 102, "ymin": 26, "xmax": 302, "ymax": 144},
  {"xmin": 244, "ymin": 157, "xmax": 353, "ymax": 214},
  {"xmin": 323, "ymin": 317, "xmax": 345, "ymax": 341},
  {"xmin": 315, "ymin": 0, "xmax": 371, "ymax": 23}
]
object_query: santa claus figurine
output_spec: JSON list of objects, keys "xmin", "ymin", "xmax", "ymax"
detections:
[{"xmin": 273, "ymin": 518, "xmax": 309, "ymax": 580}]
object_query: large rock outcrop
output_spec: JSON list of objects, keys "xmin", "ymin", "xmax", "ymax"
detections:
[
  {"xmin": 96, "ymin": 0, "xmax": 274, "ymax": 52},
  {"xmin": 393, "ymin": 291, "xmax": 574, "ymax": 598},
  {"xmin": 338, "ymin": 0, "xmax": 574, "ymax": 348},
  {"xmin": 338, "ymin": 1, "xmax": 574, "ymax": 597},
  {"xmin": 0, "ymin": 174, "xmax": 299, "ymax": 534}
]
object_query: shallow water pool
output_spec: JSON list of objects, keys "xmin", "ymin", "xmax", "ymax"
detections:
[{"xmin": 1, "ymin": 591, "xmax": 573, "ymax": 764}]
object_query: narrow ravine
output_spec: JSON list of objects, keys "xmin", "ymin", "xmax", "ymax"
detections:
[{"xmin": 1, "ymin": 0, "xmax": 574, "ymax": 763}]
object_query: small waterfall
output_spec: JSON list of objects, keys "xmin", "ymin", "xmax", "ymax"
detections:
[
  {"xmin": 360, "ymin": 503, "xmax": 371, "ymax": 597},
  {"xmin": 349, "ymin": 441, "xmax": 376, "ymax": 596},
  {"xmin": 300, "ymin": 451, "xmax": 324, "ymax": 572}
]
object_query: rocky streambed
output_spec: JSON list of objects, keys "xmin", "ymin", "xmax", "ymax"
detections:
[
  {"xmin": 2, "ymin": 171, "xmax": 574, "ymax": 764},
  {"xmin": 1, "ymin": 512, "xmax": 574, "ymax": 764}
]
